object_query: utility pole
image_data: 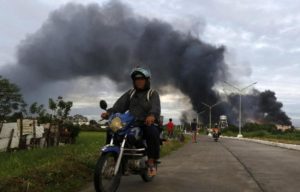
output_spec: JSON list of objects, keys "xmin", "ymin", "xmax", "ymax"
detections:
[
  {"xmin": 201, "ymin": 101, "xmax": 223, "ymax": 130},
  {"xmin": 196, "ymin": 110, "xmax": 206, "ymax": 127},
  {"xmin": 224, "ymin": 81, "xmax": 257, "ymax": 138}
]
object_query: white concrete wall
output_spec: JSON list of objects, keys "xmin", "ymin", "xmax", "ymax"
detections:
[
  {"xmin": 0, "ymin": 122, "xmax": 45, "ymax": 152},
  {"xmin": 0, "ymin": 123, "xmax": 19, "ymax": 138},
  {"xmin": 0, "ymin": 123, "xmax": 19, "ymax": 152}
]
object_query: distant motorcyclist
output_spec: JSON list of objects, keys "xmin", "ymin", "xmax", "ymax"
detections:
[
  {"xmin": 212, "ymin": 123, "xmax": 221, "ymax": 135},
  {"xmin": 101, "ymin": 67, "xmax": 161, "ymax": 176},
  {"xmin": 212, "ymin": 123, "xmax": 221, "ymax": 142}
]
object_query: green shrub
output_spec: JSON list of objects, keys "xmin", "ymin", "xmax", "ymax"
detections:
[
  {"xmin": 245, "ymin": 130, "xmax": 269, "ymax": 137},
  {"xmin": 243, "ymin": 123, "xmax": 277, "ymax": 132},
  {"xmin": 80, "ymin": 124, "xmax": 106, "ymax": 132},
  {"xmin": 221, "ymin": 131, "xmax": 236, "ymax": 137},
  {"xmin": 63, "ymin": 123, "xmax": 80, "ymax": 139},
  {"xmin": 222, "ymin": 124, "xmax": 238, "ymax": 133}
]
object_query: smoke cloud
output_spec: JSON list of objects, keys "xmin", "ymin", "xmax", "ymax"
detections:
[
  {"xmin": 2, "ymin": 1, "xmax": 291, "ymax": 125},
  {"xmin": 225, "ymin": 90, "xmax": 291, "ymax": 125}
]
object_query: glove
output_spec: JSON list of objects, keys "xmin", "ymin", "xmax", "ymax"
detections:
[{"xmin": 145, "ymin": 115, "xmax": 155, "ymax": 126}]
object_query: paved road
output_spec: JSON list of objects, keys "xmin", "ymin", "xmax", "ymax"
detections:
[{"xmin": 83, "ymin": 135, "xmax": 300, "ymax": 192}]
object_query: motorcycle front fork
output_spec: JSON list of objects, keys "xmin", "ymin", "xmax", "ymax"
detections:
[{"xmin": 113, "ymin": 134, "xmax": 127, "ymax": 175}]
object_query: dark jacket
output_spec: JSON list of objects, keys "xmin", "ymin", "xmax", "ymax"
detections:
[
  {"xmin": 191, "ymin": 122, "xmax": 197, "ymax": 131},
  {"xmin": 107, "ymin": 89, "xmax": 161, "ymax": 123}
]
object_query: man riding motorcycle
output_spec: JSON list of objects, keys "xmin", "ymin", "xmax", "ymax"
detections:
[
  {"xmin": 101, "ymin": 67, "xmax": 161, "ymax": 176},
  {"xmin": 212, "ymin": 123, "xmax": 221, "ymax": 135},
  {"xmin": 212, "ymin": 123, "xmax": 221, "ymax": 141}
]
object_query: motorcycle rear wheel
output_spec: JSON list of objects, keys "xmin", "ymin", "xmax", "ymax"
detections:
[{"xmin": 94, "ymin": 153, "xmax": 122, "ymax": 192}]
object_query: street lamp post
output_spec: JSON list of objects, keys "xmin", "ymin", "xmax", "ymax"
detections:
[
  {"xmin": 224, "ymin": 81, "xmax": 257, "ymax": 138},
  {"xmin": 196, "ymin": 110, "xmax": 206, "ymax": 127},
  {"xmin": 201, "ymin": 101, "xmax": 223, "ymax": 130}
]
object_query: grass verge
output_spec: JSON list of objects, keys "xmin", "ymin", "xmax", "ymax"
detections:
[
  {"xmin": 0, "ymin": 132, "xmax": 189, "ymax": 192},
  {"xmin": 0, "ymin": 132, "xmax": 105, "ymax": 192},
  {"xmin": 160, "ymin": 135, "xmax": 190, "ymax": 157}
]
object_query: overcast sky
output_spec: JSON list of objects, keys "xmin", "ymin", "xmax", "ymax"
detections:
[{"xmin": 1, "ymin": 0, "xmax": 300, "ymax": 126}]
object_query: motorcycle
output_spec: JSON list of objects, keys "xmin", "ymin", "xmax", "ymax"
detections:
[
  {"xmin": 94, "ymin": 100, "xmax": 157, "ymax": 192},
  {"xmin": 212, "ymin": 128, "xmax": 220, "ymax": 142}
]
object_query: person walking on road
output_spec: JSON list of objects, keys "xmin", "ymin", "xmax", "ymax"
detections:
[{"xmin": 166, "ymin": 118, "xmax": 175, "ymax": 139}]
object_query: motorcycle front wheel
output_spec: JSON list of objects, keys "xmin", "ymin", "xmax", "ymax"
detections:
[{"xmin": 94, "ymin": 152, "xmax": 122, "ymax": 192}]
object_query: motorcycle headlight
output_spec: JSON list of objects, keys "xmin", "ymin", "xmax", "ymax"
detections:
[{"xmin": 110, "ymin": 117, "xmax": 123, "ymax": 132}]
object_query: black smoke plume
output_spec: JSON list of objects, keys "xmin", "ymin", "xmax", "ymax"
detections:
[
  {"xmin": 2, "ymin": 1, "xmax": 291, "ymax": 126},
  {"xmin": 225, "ymin": 90, "xmax": 291, "ymax": 125}
]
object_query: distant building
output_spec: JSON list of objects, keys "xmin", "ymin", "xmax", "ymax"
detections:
[
  {"xmin": 219, "ymin": 115, "xmax": 228, "ymax": 129},
  {"xmin": 276, "ymin": 124, "xmax": 292, "ymax": 132},
  {"xmin": 72, "ymin": 114, "xmax": 89, "ymax": 125}
]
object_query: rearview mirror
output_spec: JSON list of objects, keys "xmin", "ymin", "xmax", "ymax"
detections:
[{"xmin": 99, "ymin": 100, "xmax": 108, "ymax": 110}]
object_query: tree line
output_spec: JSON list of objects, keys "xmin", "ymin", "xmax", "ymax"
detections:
[{"xmin": 0, "ymin": 75, "xmax": 73, "ymax": 124}]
